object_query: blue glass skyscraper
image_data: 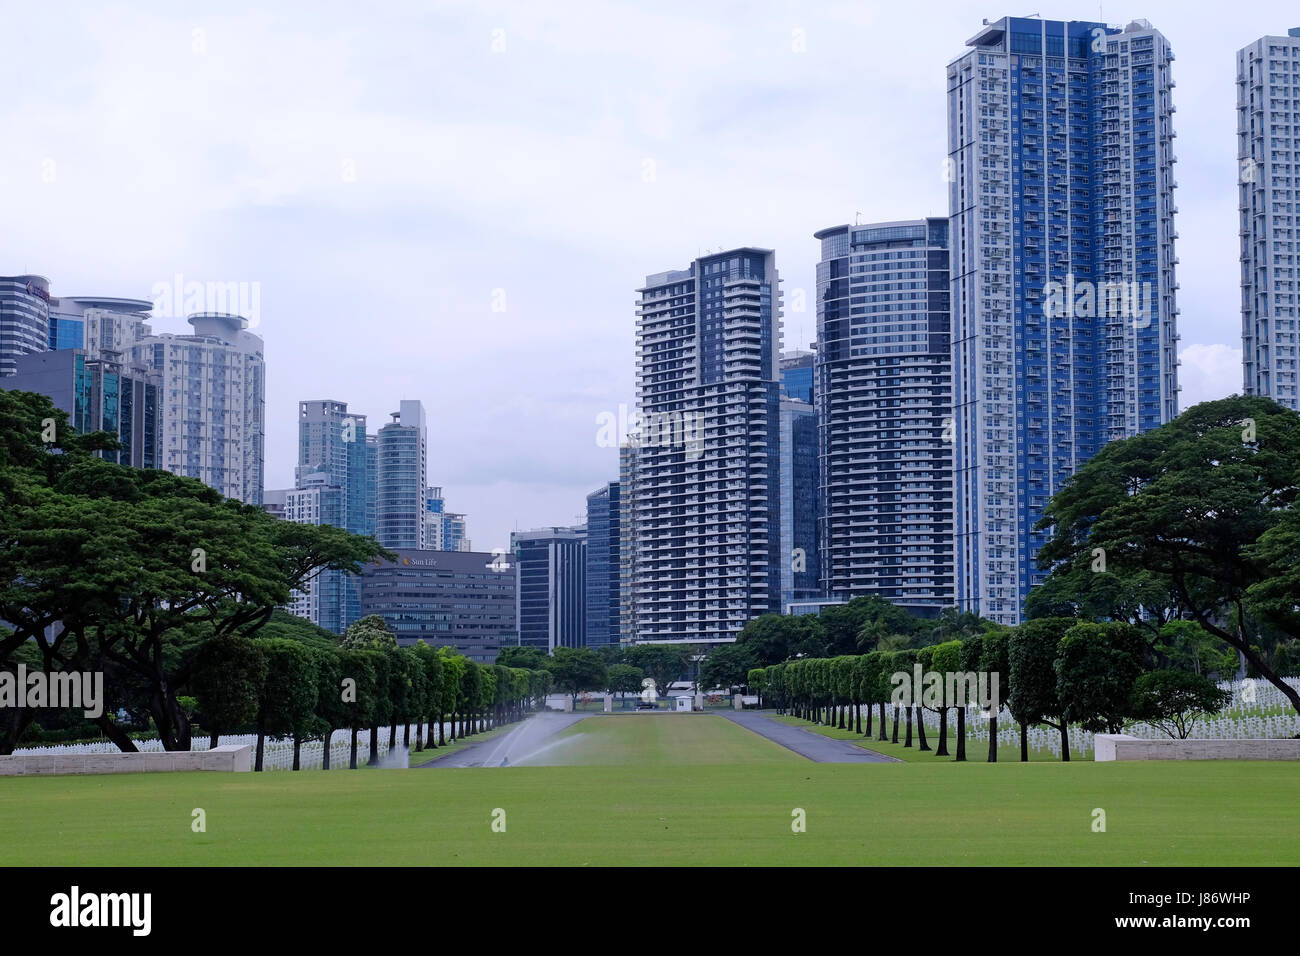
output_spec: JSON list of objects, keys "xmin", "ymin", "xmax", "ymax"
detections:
[
  {"xmin": 948, "ymin": 17, "xmax": 1180, "ymax": 624},
  {"xmin": 585, "ymin": 481, "xmax": 621, "ymax": 647}
]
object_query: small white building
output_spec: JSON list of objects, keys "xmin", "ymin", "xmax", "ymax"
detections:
[{"xmin": 673, "ymin": 696, "xmax": 693, "ymax": 713}]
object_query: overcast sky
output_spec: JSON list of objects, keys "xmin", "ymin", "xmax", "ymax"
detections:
[{"xmin": 3, "ymin": 1, "xmax": 1292, "ymax": 552}]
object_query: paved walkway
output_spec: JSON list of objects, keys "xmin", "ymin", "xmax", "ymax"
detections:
[
  {"xmin": 416, "ymin": 712, "xmax": 591, "ymax": 768},
  {"xmin": 719, "ymin": 711, "xmax": 898, "ymax": 763}
]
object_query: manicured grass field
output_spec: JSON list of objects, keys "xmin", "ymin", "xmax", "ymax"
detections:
[
  {"xmin": 2, "ymin": 713, "xmax": 1295, "ymax": 865},
  {"xmin": 515, "ymin": 713, "xmax": 804, "ymax": 766}
]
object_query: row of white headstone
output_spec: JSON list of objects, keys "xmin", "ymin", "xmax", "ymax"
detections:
[{"xmin": 860, "ymin": 677, "xmax": 1300, "ymax": 758}]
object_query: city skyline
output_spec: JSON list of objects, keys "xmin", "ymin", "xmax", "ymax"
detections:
[{"xmin": 2, "ymin": 2, "xmax": 1296, "ymax": 552}]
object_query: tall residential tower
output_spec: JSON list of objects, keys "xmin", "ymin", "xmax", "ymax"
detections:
[
  {"xmin": 947, "ymin": 17, "xmax": 1179, "ymax": 623},
  {"xmin": 1240, "ymin": 28, "xmax": 1300, "ymax": 409}
]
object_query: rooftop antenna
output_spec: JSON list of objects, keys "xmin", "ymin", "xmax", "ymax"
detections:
[{"xmin": 855, "ymin": 211, "xmax": 863, "ymax": 225}]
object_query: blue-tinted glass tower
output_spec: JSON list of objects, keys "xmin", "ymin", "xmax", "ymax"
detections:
[{"xmin": 948, "ymin": 17, "xmax": 1179, "ymax": 624}]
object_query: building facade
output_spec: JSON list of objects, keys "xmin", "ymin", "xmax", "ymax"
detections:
[
  {"xmin": 1240, "ymin": 28, "xmax": 1300, "ymax": 409},
  {"xmin": 375, "ymin": 400, "xmax": 427, "ymax": 550},
  {"xmin": 0, "ymin": 275, "xmax": 51, "ymax": 379},
  {"xmin": 425, "ymin": 487, "xmax": 471, "ymax": 551},
  {"xmin": 585, "ymin": 481, "xmax": 621, "ymax": 648},
  {"xmin": 778, "ymin": 395, "xmax": 820, "ymax": 608},
  {"xmin": 947, "ymin": 17, "xmax": 1179, "ymax": 624},
  {"xmin": 133, "ymin": 312, "xmax": 266, "ymax": 504},
  {"xmin": 814, "ymin": 219, "xmax": 954, "ymax": 613},
  {"xmin": 360, "ymin": 549, "xmax": 516, "ymax": 664},
  {"xmin": 286, "ymin": 400, "xmax": 372, "ymax": 633},
  {"xmin": 7, "ymin": 348, "xmax": 161, "ymax": 469},
  {"xmin": 512, "ymin": 526, "xmax": 587, "ymax": 652},
  {"xmin": 628, "ymin": 248, "xmax": 783, "ymax": 643}
]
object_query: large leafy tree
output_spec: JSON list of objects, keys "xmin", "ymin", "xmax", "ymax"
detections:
[
  {"xmin": 1131, "ymin": 670, "xmax": 1232, "ymax": 739},
  {"xmin": 621, "ymin": 644, "xmax": 685, "ymax": 696},
  {"xmin": 1035, "ymin": 395, "xmax": 1300, "ymax": 715},
  {"xmin": 549, "ymin": 647, "xmax": 607, "ymax": 705},
  {"xmin": 1053, "ymin": 622, "xmax": 1148, "ymax": 735},
  {"xmin": 252, "ymin": 638, "xmax": 319, "ymax": 771},
  {"xmin": 733, "ymin": 613, "xmax": 825, "ymax": 667},
  {"xmin": 698, "ymin": 644, "xmax": 757, "ymax": 693},
  {"xmin": 1008, "ymin": 618, "xmax": 1077, "ymax": 761},
  {"xmin": 0, "ymin": 389, "xmax": 391, "ymax": 751},
  {"xmin": 190, "ymin": 635, "xmax": 267, "ymax": 750}
]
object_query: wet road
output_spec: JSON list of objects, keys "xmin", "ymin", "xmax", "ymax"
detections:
[
  {"xmin": 416, "ymin": 712, "xmax": 592, "ymax": 768},
  {"xmin": 719, "ymin": 711, "xmax": 899, "ymax": 763}
]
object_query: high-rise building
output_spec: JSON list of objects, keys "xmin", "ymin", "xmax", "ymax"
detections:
[
  {"xmin": 375, "ymin": 400, "xmax": 427, "ymax": 550},
  {"xmin": 287, "ymin": 400, "xmax": 372, "ymax": 633},
  {"xmin": 512, "ymin": 526, "xmax": 586, "ymax": 651},
  {"xmin": 947, "ymin": 16, "xmax": 1179, "ymax": 624},
  {"xmin": 48, "ymin": 295, "xmax": 153, "ymax": 355},
  {"xmin": 814, "ymin": 219, "xmax": 954, "ymax": 613},
  {"xmin": 585, "ymin": 481, "xmax": 621, "ymax": 648},
  {"xmin": 1240, "ymin": 28, "xmax": 1300, "ymax": 410},
  {"xmin": 360, "ymin": 549, "xmax": 516, "ymax": 663},
  {"xmin": 629, "ymin": 248, "xmax": 783, "ymax": 643},
  {"xmin": 424, "ymin": 487, "xmax": 472, "ymax": 551},
  {"xmin": 778, "ymin": 395, "xmax": 820, "ymax": 609},
  {"xmin": 134, "ymin": 312, "xmax": 266, "ymax": 504},
  {"xmin": 0, "ymin": 275, "xmax": 51, "ymax": 379},
  {"xmin": 6, "ymin": 348, "xmax": 161, "ymax": 469}
]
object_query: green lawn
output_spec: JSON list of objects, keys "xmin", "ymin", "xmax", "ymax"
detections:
[
  {"xmin": 2, "ymin": 713, "xmax": 1295, "ymax": 865},
  {"xmin": 515, "ymin": 713, "xmax": 804, "ymax": 767}
]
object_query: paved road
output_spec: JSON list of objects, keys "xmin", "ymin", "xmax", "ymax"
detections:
[
  {"xmin": 719, "ymin": 711, "xmax": 898, "ymax": 763},
  {"xmin": 416, "ymin": 712, "xmax": 591, "ymax": 768}
]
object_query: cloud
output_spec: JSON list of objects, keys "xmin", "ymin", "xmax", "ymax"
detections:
[{"xmin": 1179, "ymin": 343, "xmax": 1243, "ymax": 410}]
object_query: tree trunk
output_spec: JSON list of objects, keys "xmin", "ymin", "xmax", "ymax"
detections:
[
  {"xmin": 438, "ymin": 713, "xmax": 446, "ymax": 746},
  {"xmin": 878, "ymin": 703, "xmax": 887, "ymax": 741},
  {"xmin": 904, "ymin": 705, "xmax": 913, "ymax": 747},
  {"xmin": 854, "ymin": 700, "xmax": 862, "ymax": 735},
  {"xmin": 955, "ymin": 707, "xmax": 967, "ymax": 762},
  {"xmin": 322, "ymin": 730, "xmax": 332, "ymax": 770},
  {"xmin": 988, "ymin": 713, "xmax": 998, "ymax": 763},
  {"xmin": 209, "ymin": 732, "xmax": 218, "ymax": 750},
  {"xmin": 255, "ymin": 722, "xmax": 265, "ymax": 772},
  {"xmin": 368, "ymin": 725, "xmax": 379, "ymax": 765},
  {"xmin": 838, "ymin": 705, "xmax": 846, "ymax": 730},
  {"xmin": 1019, "ymin": 720, "xmax": 1028, "ymax": 762},
  {"xmin": 293, "ymin": 735, "xmax": 301, "ymax": 771},
  {"xmin": 389, "ymin": 721, "xmax": 397, "ymax": 750},
  {"xmin": 936, "ymin": 709, "xmax": 949, "ymax": 756},
  {"xmin": 864, "ymin": 705, "xmax": 873, "ymax": 736},
  {"xmin": 890, "ymin": 706, "xmax": 899, "ymax": 743},
  {"xmin": 404, "ymin": 721, "xmax": 411, "ymax": 749},
  {"xmin": 916, "ymin": 706, "xmax": 930, "ymax": 751},
  {"xmin": 349, "ymin": 727, "xmax": 358, "ymax": 769},
  {"xmin": 92, "ymin": 714, "xmax": 139, "ymax": 753},
  {"xmin": 1059, "ymin": 721, "xmax": 1070, "ymax": 761}
]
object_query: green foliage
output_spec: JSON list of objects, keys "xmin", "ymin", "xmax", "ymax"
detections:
[
  {"xmin": 606, "ymin": 663, "xmax": 645, "ymax": 694},
  {"xmin": 340, "ymin": 614, "xmax": 398, "ymax": 650},
  {"xmin": 622, "ymin": 644, "xmax": 686, "ymax": 692},
  {"xmin": 1054, "ymin": 622, "xmax": 1148, "ymax": 734},
  {"xmin": 1008, "ymin": 617, "xmax": 1075, "ymax": 730},
  {"xmin": 495, "ymin": 645, "xmax": 549, "ymax": 670},
  {"xmin": 549, "ymin": 647, "xmax": 608, "ymax": 698},
  {"xmin": 190, "ymin": 635, "xmax": 267, "ymax": 737},
  {"xmin": 698, "ymin": 644, "xmax": 757, "ymax": 692},
  {"xmin": 1131, "ymin": 670, "xmax": 1233, "ymax": 739},
  {"xmin": 253, "ymin": 638, "xmax": 319, "ymax": 739}
]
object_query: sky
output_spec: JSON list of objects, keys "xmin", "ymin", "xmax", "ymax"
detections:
[{"xmin": 2, "ymin": 0, "xmax": 1294, "ymax": 552}]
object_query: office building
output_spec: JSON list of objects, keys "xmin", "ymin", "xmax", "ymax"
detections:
[
  {"xmin": 6, "ymin": 348, "xmax": 161, "ymax": 469},
  {"xmin": 360, "ymin": 549, "xmax": 516, "ymax": 664},
  {"xmin": 1240, "ymin": 28, "xmax": 1300, "ymax": 409},
  {"xmin": 780, "ymin": 349, "xmax": 815, "ymax": 403},
  {"xmin": 585, "ymin": 481, "xmax": 621, "ymax": 648},
  {"xmin": 512, "ymin": 526, "xmax": 586, "ymax": 652},
  {"xmin": 628, "ymin": 248, "xmax": 783, "ymax": 643},
  {"xmin": 947, "ymin": 17, "xmax": 1179, "ymax": 624},
  {"xmin": 618, "ymin": 442, "xmax": 640, "ymax": 644},
  {"xmin": 0, "ymin": 275, "xmax": 51, "ymax": 379},
  {"xmin": 424, "ymin": 487, "xmax": 472, "ymax": 551},
  {"xmin": 814, "ymin": 219, "xmax": 954, "ymax": 613}
]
